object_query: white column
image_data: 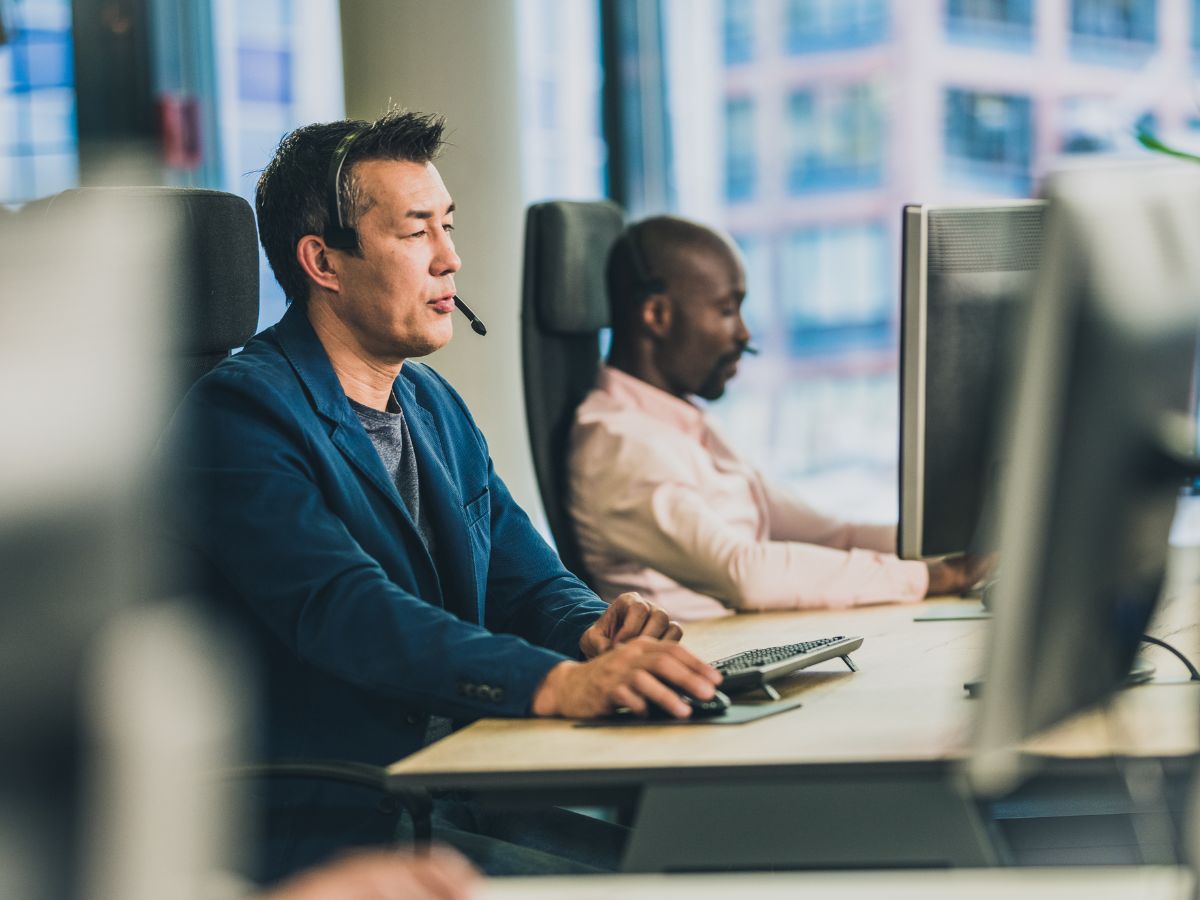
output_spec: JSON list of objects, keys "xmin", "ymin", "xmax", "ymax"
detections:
[{"xmin": 339, "ymin": 0, "xmax": 546, "ymax": 525}]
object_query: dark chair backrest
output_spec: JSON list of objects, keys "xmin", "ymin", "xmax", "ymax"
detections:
[
  {"xmin": 34, "ymin": 187, "xmax": 260, "ymax": 395},
  {"xmin": 521, "ymin": 200, "xmax": 624, "ymax": 583}
]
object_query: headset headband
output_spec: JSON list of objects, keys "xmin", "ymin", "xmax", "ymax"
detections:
[{"xmin": 323, "ymin": 127, "xmax": 367, "ymax": 250}]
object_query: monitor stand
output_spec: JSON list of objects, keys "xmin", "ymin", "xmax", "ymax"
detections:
[
  {"xmin": 914, "ymin": 580, "xmax": 996, "ymax": 622},
  {"xmin": 964, "ymin": 658, "xmax": 1157, "ymax": 699}
]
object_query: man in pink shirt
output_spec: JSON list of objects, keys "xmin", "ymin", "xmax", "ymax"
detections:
[{"xmin": 567, "ymin": 215, "xmax": 985, "ymax": 621}]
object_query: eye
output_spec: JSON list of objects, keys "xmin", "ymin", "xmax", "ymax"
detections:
[
  {"xmin": 406, "ymin": 228, "xmax": 428, "ymax": 239},
  {"xmin": 443, "ymin": 223, "xmax": 455, "ymax": 234}
]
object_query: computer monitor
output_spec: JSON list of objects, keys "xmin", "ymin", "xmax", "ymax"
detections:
[
  {"xmin": 898, "ymin": 200, "xmax": 1046, "ymax": 560},
  {"xmin": 969, "ymin": 161, "xmax": 1200, "ymax": 797}
]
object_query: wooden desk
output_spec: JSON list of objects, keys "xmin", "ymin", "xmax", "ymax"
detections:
[
  {"xmin": 479, "ymin": 866, "xmax": 1192, "ymax": 900},
  {"xmin": 388, "ymin": 580, "xmax": 1200, "ymax": 872}
]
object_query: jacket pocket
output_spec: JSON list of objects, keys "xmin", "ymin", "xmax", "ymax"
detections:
[{"xmin": 464, "ymin": 486, "xmax": 490, "ymax": 528}]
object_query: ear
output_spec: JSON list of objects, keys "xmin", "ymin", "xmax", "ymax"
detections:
[
  {"xmin": 640, "ymin": 294, "xmax": 672, "ymax": 340},
  {"xmin": 296, "ymin": 235, "xmax": 341, "ymax": 294}
]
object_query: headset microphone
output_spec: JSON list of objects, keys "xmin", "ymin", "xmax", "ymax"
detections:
[{"xmin": 453, "ymin": 295, "xmax": 488, "ymax": 336}]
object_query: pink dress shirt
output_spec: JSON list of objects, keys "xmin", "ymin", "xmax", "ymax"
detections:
[{"xmin": 567, "ymin": 365, "xmax": 929, "ymax": 621}]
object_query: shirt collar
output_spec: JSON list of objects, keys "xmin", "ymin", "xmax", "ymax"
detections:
[{"xmin": 597, "ymin": 364, "xmax": 706, "ymax": 437}]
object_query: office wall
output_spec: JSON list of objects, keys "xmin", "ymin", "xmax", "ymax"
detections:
[{"xmin": 339, "ymin": 0, "xmax": 545, "ymax": 526}]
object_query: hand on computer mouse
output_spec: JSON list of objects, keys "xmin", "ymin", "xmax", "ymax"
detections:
[
  {"xmin": 531, "ymin": 635, "xmax": 722, "ymax": 719},
  {"xmin": 925, "ymin": 553, "xmax": 996, "ymax": 597}
]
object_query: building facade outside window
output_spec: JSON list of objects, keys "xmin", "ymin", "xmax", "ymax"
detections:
[
  {"xmin": 778, "ymin": 223, "xmax": 891, "ymax": 353},
  {"xmin": 722, "ymin": 0, "xmax": 755, "ymax": 65},
  {"xmin": 0, "ymin": 0, "xmax": 77, "ymax": 204},
  {"xmin": 785, "ymin": 81, "xmax": 884, "ymax": 193},
  {"xmin": 724, "ymin": 95, "xmax": 756, "ymax": 201},
  {"xmin": 944, "ymin": 87, "xmax": 1033, "ymax": 194},
  {"xmin": 945, "ymin": 0, "xmax": 1034, "ymax": 48},
  {"xmin": 1070, "ymin": 0, "xmax": 1157, "ymax": 63},
  {"xmin": 783, "ymin": 0, "xmax": 888, "ymax": 53}
]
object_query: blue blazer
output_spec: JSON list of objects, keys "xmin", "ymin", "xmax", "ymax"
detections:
[{"xmin": 168, "ymin": 304, "xmax": 605, "ymax": 770}]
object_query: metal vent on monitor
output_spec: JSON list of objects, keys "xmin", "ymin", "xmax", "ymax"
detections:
[{"xmin": 928, "ymin": 205, "xmax": 1046, "ymax": 273}]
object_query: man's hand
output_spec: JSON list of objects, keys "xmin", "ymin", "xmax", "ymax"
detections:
[
  {"xmin": 261, "ymin": 847, "xmax": 479, "ymax": 900},
  {"xmin": 578, "ymin": 592, "xmax": 682, "ymax": 659},
  {"xmin": 533, "ymin": 636, "xmax": 721, "ymax": 719},
  {"xmin": 925, "ymin": 554, "xmax": 996, "ymax": 597}
]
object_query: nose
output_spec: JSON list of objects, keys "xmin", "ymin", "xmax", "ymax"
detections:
[
  {"xmin": 735, "ymin": 312, "xmax": 751, "ymax": 347},
  {"xmin": 433, "ymin": 229, "xmax": 461, "ymax": 277}
]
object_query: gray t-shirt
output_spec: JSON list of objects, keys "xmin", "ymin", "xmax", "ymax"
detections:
[{"xmin": 350, "ymin": 394, "xmax": 452, "ymax": 745}]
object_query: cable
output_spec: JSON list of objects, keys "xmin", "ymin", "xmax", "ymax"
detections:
[{"xmin": 1140, "ymin": 634, "xmax": 1200, "ymax": 681}]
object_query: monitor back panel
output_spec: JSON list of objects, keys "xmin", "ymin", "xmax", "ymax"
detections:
[{"xmin": 899, "ymin": 202, "xmax": 1046, "ymax": 559}]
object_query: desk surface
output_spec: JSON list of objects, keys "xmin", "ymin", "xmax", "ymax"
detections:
[
  {"xmin": 389, "ymin": 588, "xmax": 1200, "ymax": 789},
  {"xmin": 478, "ymin": 866, "xmax": 1192, "ymax": 900},
  {"xmin": 478, "ymin": 867, "xmax": 1192, "ymax": 900}
]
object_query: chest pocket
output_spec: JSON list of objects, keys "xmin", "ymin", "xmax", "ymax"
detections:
[{"xmin": 464, "ymin": 486, "xmax": 490, "ymax": 528}]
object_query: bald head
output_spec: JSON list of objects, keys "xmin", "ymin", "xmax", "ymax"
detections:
[
  {"xmin": 604, "ymin": 215, "xmax": 751, "ymax": 401},
  {"xmin": 606, "ymin": 215, "xmax": 740, "ymax": 336}
]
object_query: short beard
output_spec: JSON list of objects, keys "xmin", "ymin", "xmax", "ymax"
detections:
[{"xmin": 694, "ymin": 349, "xmax": 742, "ymax": 401}]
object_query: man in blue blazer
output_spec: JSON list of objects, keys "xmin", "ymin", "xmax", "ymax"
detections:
[{"xmin": 167, "ymin": 110, "xmax": 721, "ymax": 881}]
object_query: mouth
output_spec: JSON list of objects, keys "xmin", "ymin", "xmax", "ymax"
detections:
[{"xmin": 428, "ymin": 294, "xmax": 456, "ymax": 314}]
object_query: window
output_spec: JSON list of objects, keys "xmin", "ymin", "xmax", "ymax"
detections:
[
  {"xmin": 517, "ymin": 0, "xmax": 605, "ymax": 202},
  {"xmin": 783, "ymin": 0, "xmax": 887, "ymax": 54},
  {"xmin": 945, "ymin": 0, "xmax": 1034, "ymax": 48},
  {"xmin": 0, "ymin": 0, "xmax": 78, "ymax": 204},
  {"xmin": 1071, "ymin": 0, "xmax": 1157, "ymax": 62},
  {"xmin": 777, "ymin": 223, "xmax": 892, "ymax": 353},
  {"xmin": 944, "ymin": 88, "xmax": 1033, "ymax": 194},
  {"xmin": 724, "ymin": 96, "xmax": 756, "ymax": 202},
  {"xmin": 722, "ymin": 0, "xmax": 754, "ymax": 65},
  {"xmin": 214, "ymin": 0, "xmax": 345, "ymax": 330},
  {"xmin": 786, "ymin": 82, "xmax": 884, "ymax": 193}
]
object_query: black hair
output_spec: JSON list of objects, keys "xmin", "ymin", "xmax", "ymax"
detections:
[{"xmin": 255, "ymin": 108, "xmax": 447, "ymax": 306}]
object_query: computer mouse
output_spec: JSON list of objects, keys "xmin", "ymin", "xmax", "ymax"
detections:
[{"xmin": 645, "ymin": 689, "xmax": 732, "ymax": 720}]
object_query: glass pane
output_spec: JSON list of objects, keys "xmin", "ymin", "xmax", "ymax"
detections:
[
  {"xmin": 0, "ymin": 155, "xmax": 20, "ymax": 203},
  {"xmin": 31, "ymin": 151, "xmax": 76, "ymax": 196},
  {"xmin": 723, "ymin": 0, "xmax": 755, "ymax": 64},
  {"xmin": 28, "ymin": 87, "xmax": 74, "ymax": 149},
  {"xmin": 0, "ymin": 94, "xmax": 22, "ymax": 151},
  {"xmin": 237, "ymin": 48, "xmax": 292, "ymax": 104},
  {"xmin": 724, "ymin": 97, "xmax": 755, "ymax": 201},
  {"xmin": 13, "ymin": 33, "xmax": 73, "ymax": 90}
]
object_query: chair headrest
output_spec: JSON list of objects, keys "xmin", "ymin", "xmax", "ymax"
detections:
[
  {"xmin": 527, "ymin": 200, "xmax": 623, "ymax": 335},
  {"xmin": 34, "ymin": 187, "xmax": 259, "ymax": 354}
]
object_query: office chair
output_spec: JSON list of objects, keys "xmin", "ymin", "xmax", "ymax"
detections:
[
  {"xmin": 34, "ymin": 186, "xmax": 260, "ymax": 390},
  {"xmin": 27, "ymin": 187, "xmax": 434, "ymax": 851},
  {"xmin": 521, "ymin": 200, "xmax": 625, "ymax": 583}
]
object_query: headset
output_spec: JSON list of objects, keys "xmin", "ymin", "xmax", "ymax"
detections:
[
  {"xmin": 323, "ymin": 127, "xmax": 366, "ymax": 251},
  {"xmin": 621, "ymin": 221, "xmax": 667, "ymax": 298},
  {"xmin": 321, "ymin": 127, "xmax": 487, "ymax": 335}
]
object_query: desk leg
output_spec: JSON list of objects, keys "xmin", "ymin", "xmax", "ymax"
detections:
[{"xmin": 621, "ymin": 772, "xmax": 998, "ymax": 872}]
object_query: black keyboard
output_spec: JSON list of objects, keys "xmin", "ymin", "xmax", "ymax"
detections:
[{"xmin": 710, "ymin": 635, "xmax": 864, "ymax": 698}]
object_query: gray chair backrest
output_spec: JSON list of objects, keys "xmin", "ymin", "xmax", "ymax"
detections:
[
  {"xmin": 521, "ymin": 200, "xmax": 624, "ymax": 583},
  {"xmin": 34, "ymin": 186, "xmax": 260, "ymax": 395}
]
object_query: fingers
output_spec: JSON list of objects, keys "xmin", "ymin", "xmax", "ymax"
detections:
[
  {"xmin": 612, "ymin": 598, "xmax": 650, "ymax": 643},
  {"xmin": 403, "ymin": 847, "xmax": 481, "ymax": 900},
  {"xmin": 642, "ymin": 650, "xmax": 718, "ymax": 702},
  {"xmin": 610, "ymin": 593, "xmax": 679, "ymax": 644},
  {"xmin": 632, "ymin": 669, "xmax": 692, "ymax": 719}
]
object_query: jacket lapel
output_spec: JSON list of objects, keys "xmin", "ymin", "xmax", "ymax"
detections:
[
  {"xmin": 395, "ymin": 372, "xmax": 481, "ymax": 624},
  {"xmin": 274, "ymin": 307, "xmax": 441, "ymax": 591}
]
